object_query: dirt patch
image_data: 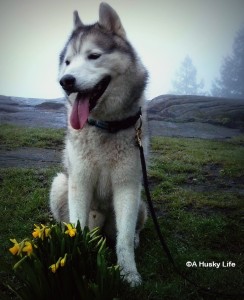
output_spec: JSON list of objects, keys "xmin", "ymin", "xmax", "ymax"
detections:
[
  {"xmin": 184, "ymin": 163, "xmax": 244, "ymax": 195},
  {"xmin": 0, "ymin": 147, "xmax": 62, "ymax": 168},
  {"xmin": 183, "ymin": 203, "xmax": 238, "ymax": 216}
]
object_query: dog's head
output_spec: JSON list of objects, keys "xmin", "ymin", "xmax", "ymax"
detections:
[{"xmin": 59, "ymin": 2, "xmax": 147, "ymax": 130}]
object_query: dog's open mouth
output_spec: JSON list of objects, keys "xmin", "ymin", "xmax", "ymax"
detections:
[{"xmin": 70, "ymin": 76, "xmax": 111, "ymax": 130}]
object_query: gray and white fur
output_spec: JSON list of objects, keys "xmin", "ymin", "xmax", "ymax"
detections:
[{"xmin": 50, "ymin": 2, "xmax": 148, "ymax": 286}]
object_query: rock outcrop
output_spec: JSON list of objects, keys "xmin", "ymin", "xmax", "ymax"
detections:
[{"xmin": 147, "ymin": 95, "xmax": 244, "ymax": 139}]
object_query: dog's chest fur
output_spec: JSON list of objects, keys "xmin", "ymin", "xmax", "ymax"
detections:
[{"xmin": 64, "ymin": 124, "xmax": 140, "ymax": 207}]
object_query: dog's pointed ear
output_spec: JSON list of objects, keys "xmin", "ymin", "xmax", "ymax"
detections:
[
  {"xmin": 99, "ymin": 2, "xmax": 126, "ymax": 38},
  {"xmin": 73, "ymin": 10, "xmax": 83, "ymax": 29}
]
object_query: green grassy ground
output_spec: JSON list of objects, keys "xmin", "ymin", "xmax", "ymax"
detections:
[
  {"xmin": 0, "ymin": 124, "xmax": 243, "ymax": 299},
  {"xmin": 0, "ymin": 124, "xmax": 64, "ymax": 149}
]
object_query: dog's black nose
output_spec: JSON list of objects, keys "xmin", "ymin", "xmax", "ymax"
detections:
[{"xmin": 59, "ymin": 75, "xmax": 76, "ymax": 90}]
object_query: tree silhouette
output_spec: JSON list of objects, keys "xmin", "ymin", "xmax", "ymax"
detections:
[
  {"xmin": 211, "ymin": 25, "xmax": 244, "ymax": 99},
  {"xmin": 171, "ymin": 55, "xmax": 205, "ymax": 95}
]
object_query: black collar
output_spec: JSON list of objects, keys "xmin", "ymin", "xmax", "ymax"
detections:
[{"xmin": 87, "ymin": 108, "xmax": 142, "ymax": 133}]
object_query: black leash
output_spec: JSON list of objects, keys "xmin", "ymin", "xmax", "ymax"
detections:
[
  {"xmin": 135, "ymin": 119, "xmax": 244, "ymax": 298},
  {"xmin": 136, "ymin": 122, "xmax": 177, "ymax": 269}
]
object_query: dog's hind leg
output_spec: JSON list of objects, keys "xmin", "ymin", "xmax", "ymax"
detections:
[
  {"xmin": 88, "ymin": 210, "xmax": 106, "ymax": 230},
  {"xmin": 50, "ymin": 172, "xmax": 69, "ymax": 222}
]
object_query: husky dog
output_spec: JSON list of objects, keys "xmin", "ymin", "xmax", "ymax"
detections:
[{"xmin": 50, "ymin": 2, "xmax": 148, "ymax": 286}]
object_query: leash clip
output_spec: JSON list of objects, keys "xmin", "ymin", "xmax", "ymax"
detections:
[{"xmin": 135, "ymin": 115, "xmax": 142, "ymax": 147}]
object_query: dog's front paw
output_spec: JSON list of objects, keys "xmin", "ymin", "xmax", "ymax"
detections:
[{"xmin": 122, "ymin": 270, "xmax": 142, "ymax": 287}]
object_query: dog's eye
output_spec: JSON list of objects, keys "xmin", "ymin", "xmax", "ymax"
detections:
[
  {"xmin": 88, "ymin": 53, "xmax": 101, "ymax": 60},
  {"xmin": 65, "ymin": 60, "xmax": 70, "ymax": 66}
]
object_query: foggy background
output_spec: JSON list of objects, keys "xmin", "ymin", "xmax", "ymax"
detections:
[{"xmin": 0, "ymin": 0, "xmax": 244, "ymax": 100}]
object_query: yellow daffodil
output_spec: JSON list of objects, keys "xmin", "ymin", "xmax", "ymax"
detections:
[
  {"xmin": 32, "ymin": 224, "xmax": 43, "ymax": 239},
  {"xmin": 44, "ymin": 227, "xmax": 51, "ymax": 238},
  {"xmin": 50, "ymin": 263, "xmax": 58, "ymax": 273},
  {"xmin": 49, "ymin": 257, "xmax": 62, "ymax": 273},
  {"xmin": 22, "ymin": 241, "xmax": 33, "ymax": 256},
  {"xmin": 32, "ymin": 224, "xmax": 51, "ymax": 240},
  {"xmin": 9, "ymin": 239, "xmax": 20, "ymax": 255},
  {"xmin": 32, "ymin": 228, "xmax": 40, "ymax": 238},
  {"xmin": 64, "ymin": 223, "xmax": 76, "ymax": 237},
  {"xmin": 60, "ymin": 253, "xmax": 68, "ymax": 267}
]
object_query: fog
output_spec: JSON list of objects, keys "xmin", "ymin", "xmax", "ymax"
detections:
[{"xmin": 0, "ymin": 0, "xmax": 244, "ymax": 100}]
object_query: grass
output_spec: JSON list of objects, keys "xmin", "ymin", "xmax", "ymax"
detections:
[
  {"xmin": 0, "ymin": 125, "xmax": 243, "ymax": 299},
  {"xmin": 0, "ymin": 124, "xmax": 64, "ymax": 149}
]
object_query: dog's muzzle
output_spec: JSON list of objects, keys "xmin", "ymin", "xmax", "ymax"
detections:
[{"xmin": 61, "ymin": 74, "xmax": 111, "ymax": 130}]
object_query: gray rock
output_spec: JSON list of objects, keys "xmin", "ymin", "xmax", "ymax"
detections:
[{"xmin": 147, "ymin": 95, "xmax": 244, "ymax": 139}]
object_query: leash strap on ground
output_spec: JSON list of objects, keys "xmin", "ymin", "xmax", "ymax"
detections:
[
  {"xmin": 138, "ymin": 143, "xmax": 177, "ymax": 269},
  {"xmin": 135, "ymin": 125, "xmax": 244, "ymax": 298},
  {"xmin": 135, "ymin": 124, "xmax": 178, "ymax": 270}
]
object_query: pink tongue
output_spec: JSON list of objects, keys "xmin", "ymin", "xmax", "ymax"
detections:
[{"xmin": 70, "ymin": 96, "xmax": 90, "ymax": 130}]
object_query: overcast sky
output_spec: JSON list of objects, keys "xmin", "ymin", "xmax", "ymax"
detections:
[{"xmin": 0, "ymin": 0, "xmax": 244, "ymax": 100}]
